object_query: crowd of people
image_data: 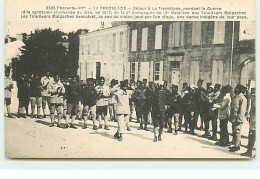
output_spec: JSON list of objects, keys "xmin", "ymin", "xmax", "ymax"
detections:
[{"xmin": 4, "ymin": 70, "xmax": 255, "ymax": 157}]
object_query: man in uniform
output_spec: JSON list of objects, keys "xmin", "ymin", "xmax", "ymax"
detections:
[
  {"xmin": 241, "ymin": 88, "xmax": 255, "ymax": 157},
  {"xmin": 48, "ymin": 74, "xmax": 65, "ymax": 127},
  {"xmin": 128, "ymin": 79, "xmax": 136, "ymax": 122},
  {"xmin": 41, "ymin": 71, "xmax": 54, "ymax": 118},
  {"xmin": 229, "ymin": 84, "xmax": 247, "ymax": 152},
  {"xmin": 4, "ymin": 70, "xmax": 14, "ymax": 118},
  {"xmin": 167, "ymin": 85, "xmax": 181, "ymax": 135},
  {"xmin": 81, "ymin": 78, "xmax": 99, "ymax": 130},
  {"xmin": 95, "ymin": 77, "xmax": 110, "ymax": 130},
  {"xmin": 108, "ymin": 79, "xmax": 118, "ymax": 122},
  {"xmin": 29, "ymin": 74, "xmax": 42, "ymax": 118},
  {"xmin": 17, "ymin": 73, "xmax": 30, "ymax": 118},
  {"xmin": 179, "ymin": 82, "xmax": 189, "ymax": 131},
  {"xmin": 64, "ymin": 76, "xmax": 81, "ymax": 129}
]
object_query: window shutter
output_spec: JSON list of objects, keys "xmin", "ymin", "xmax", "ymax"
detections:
[
  {"xmin": 155, "ymin": 25, "xmax": 162, "ymax": 49},
  {"xmin": 174, "ymin": 22, "xmax": 180, "ymax": 47},
  {"xmin": 86, "ymin": 61, "xmax": 91, "ymax": 78},
  {"xmin": 141, "ymin": 28, "xmax": 148, "ymax": 51},
  {"xmin": 159, "ymin": 61, "xmax": 164, "ymax": 81},
  {"xmin": 180, "ymin": 22, "xmax": 184, "ymax": 47},
  {"xmin": 214, "ymin": 22, "xmax": 225, "ymax": 44},
  {"xmin": 149, "ymin": 61, "xmax": 154, "ymax": 81},
  {"xmin": 134, "ymin": 62, "xmax": 138, "ymax": 81},
  {"xmin": 131, "ymin": 30, "xmax": 137, "ymax": 51},
  {"xmin": 140, "ymin": 62, "xmax": 149, "ymax": 80},
  {"xmin": 168, "ymin": 24, "xmax": 173, "ymax": 47}
]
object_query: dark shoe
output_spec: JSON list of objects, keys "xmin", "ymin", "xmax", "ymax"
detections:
[
  {"xmin": 215, "ymin": 141, "xmax": 223, "ymax": 145},
  {"xmin": 82, "ymin": 125, "xmax": 87, "ymax": 129},
  {"xmin": 127, "ymin": 127, "xmax": 131, "ymax": 131},
  {"xmin": 63, "ymin": 124, "xmax": 69, "ymax": 129},
  {"xmin": 118, "ymin": 134, "xmax": 123, "ymax": 141},
  {"xmin": 99, "ymin": 124, "xmax": 102, "ymax": 129},
  {"xmin": 202, "ymin": 133, "xmax": 211, "ymax": 138},
  {"xmin": 7, "ymin": 114, "xmax": 14, "ymax": 118},
  {"xmin": 229, "ymin": 146, "xmax": 240, "ymax": 152},
  {"xmin": 49, "ymin": 123, "xmax": 54, "ymax": 127},
  {"xmin": 114, "ymin": 131, "xmax": 119, "ymax": 139},
  {"xmin": 190, "ymin": 131, "xmax": 195, "ymax": 135},
  {"xmin": 167, "ymin": 129, "xmax": 172, "ymax": 133},
  {"xmin": 137, "ymin": 125, "xmax": 143, "ymax": 130},
  {"xmin": 57, "ymin": 124, "xmax": 62, "ymax": 128},
  {"xmin": 210, "ymin": 135, "xmax": 218, "ymax": 141},
  {"xmin": 37, "ymin": 115, "xmax": 42, "ymax": 119},
  {"xmin": 240, "ymin": 151, "xmax": 252, "ymax": 157},
  {"xmin": 144, "ymin": 127, "xmax": 150, "ymax": 131},
  {"xmin": 158, "ymin": 135, "xmax": 162, "ymax": 141},
  {"xmin": 153, "ymin": 137, "xmax": 158, "ymax": 142},
  {"xmin": 174, "ymin": 131, "xmax": 178, "ymax": 135},
  {"xmin": 70, "ymin": 124, "xmax": 77, "ymax": 129},
  {"xmin": 104, "ymin": 125, "xmax": 110, "ymax": 130},
  {"xmin": 224, "ymin": 142, "xmax": 231, "ymax": 147},
  {"xmin": 42, "ymin": 115, "xmax": 47, "ymax": 118},
  {"xmin": 93, "ymin": 125, "xmax": 98, "ymax": 130},
  {"xmin": 22, "ymin": 114, "xmax": 26, "ymax": 118}
]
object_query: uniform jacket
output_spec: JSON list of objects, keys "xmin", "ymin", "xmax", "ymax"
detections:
[
  {"xmin": 109, "ymin": 85, "xmax": 119, "ymax": 104},
  {"xmin": 95, "ymin": 85, "xmax": 110, "ymax": 106},
  {"xmin": 230, "ymin": 93, "xmax": 247, "ymax": 123},
  {"xmin": 132, "ymin": 88, "xmax": 146, "ymax": 112},
  {"xmin": 214, "ymin": 93, "xmax": 231, "ymax": 120},
  {"xmin": 30, "ymin": 78, "xmax": 42, "ymax": 97},
  {"xmin": 168, "ymin": 92, "xmax": 182, "ymax": 115},
  {"xmin": 82, "ymin": 85, "xmax": 98, "ymax": 106},
  {"xmin": 66, "ymin": 83, "xmax": 81, "ymax": 104},
  {"xmin": 41, "ymin": 76, "xmax": 54, "ymax": 97},
  {"xmin": 48, "ymin": 81, "xmax": 65, "ymax": 104},
  {"xmin": 247, "ymin": 94, "xmax": 256, "ymax": 130},
  {"xmin": 115, "ymin": 89, "xmax": 131, "ymax": 115},
  {"xmin": 182, "ymin": 92, "xmax": 197, "ymax": 113},
  {"xmin": 4, "ymin": 77, "xmax": 13, "ymax": 98},
  {"xmin": 17, "ymin": 77, "xmax": 30, "ymax": 99}
]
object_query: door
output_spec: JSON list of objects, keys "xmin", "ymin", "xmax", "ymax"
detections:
[
  {"xmin": 171, "ymin": 69, "xmax": 180, "ymax": 86},
  {"xmin": 96, "ymin": 62, "xmax": 101, "ymax": 80}
]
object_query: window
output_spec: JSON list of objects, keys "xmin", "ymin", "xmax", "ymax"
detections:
[
  {"xmin": 112, "ymin": 33, "xmax": 116, "ymax": 52},
  {"xmin": 119, "ymin": 31, "xmax": 124, "ymax": 52},
  {"xmin": 81, "ymin": 45, "xmax": 84, "ymax": 55},
  {"xmin": 140, "ymin": 62, "xmax": 149, "ymax": 80},
  {"xmin": 168, "ymin": 22, "xmax": 184, "ymax": 47},
  {"xmin": 141, "ymin": 28, "xmax": 148, "ymax": 51},
  {"xmin": 202, "ymin": 22, "xmax": 214, "ymax": 45},
  {"xmin": 154, "ymin": 62, "xmax": 160, "ymax": 81},
  {"xmin": 212, "ymin": 60, "xmax": 223, "ymax": 85},
  {"xmin": 131, "ymin": 62, "xmax": 137, "ymax": 81},
  {"xmin": 192, "ymin": 22, "xmax": 202, "ymax": 45},
  {"xmin": 170, "ymin": 61, "xmax": 180, "ymax": 69},
  {"xmin": 214, "ymin": 21, "xmax": 225, "ymax": 44},
  {"xmin": 155, "ymin": 25, "xmax": 163, "ymax": 49},
  {"xmin": 131, "ymin": 30, "xmax": 137, "ymax": 51},
  {"xmin": 87, "ymin": 44, "xmax": 90, "ymax": 55}
]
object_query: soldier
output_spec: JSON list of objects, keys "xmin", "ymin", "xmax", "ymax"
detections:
[
  {"xmin": 132, "ymin": 81, "xmax": 146, "ymax": 129},
  {"xmin": 167, "ymin": 85, "xmax": 181, "ymax": 135},
  {"xmin": 108, "ymin": 79, "xmax": 118, "ymax": 122},
  {"xmin": 163, "ymin": 81, "xmax": 171, "ymax": 128},
  {"xmin": 64, "ymin": 76, "xmax": 81, "ymax": 129},
  {"xmin": 113, "ymin": 80, "xmax": 132, "ymax": 141},
  {"xmin": 61, "ymin": 77, "xmax": 69, "ymax": 119},
  {"xmin": 4, "ymin": 70, "xmax": 14, "ymax": 118},
  {"xmin": 151, "ymin": 81, "xmax": 168, "ymax": 142},
  {"xmin": 213, "ymin": 85, "xmax": 232, "ymax": 146},
  {"xmin": 241, "ymin": 88, "xmax": 255, "ymax": 157},
  {"xmin": 202, "ymin": 84, "xmax": 214, "ymax": 138},
  {"xmin": 128, "ymin": 79, "xmax": 136, "ymax": 122},
  {"xmin": 229, "ymin": 84, "xmax": 247, "ymax": 152},
  {"xmin": 29, "ymin": 74, "xmax": 42, "ymax": 118},
  {"xmin": 209, "ymin": 83, "xmax": 221, "ymax": 141},
  {"xmin": 95, "ymin": 77, "xmax": 110, "ymax": 130},
  {"xmin": 41, "ymin": 71, "xmax": 54, "ymax": 118},
  {"xmin": 48, "ymin": 74, "xmax": 65, "ymax": 127},
  {"xmin": 182, "ymin": 85, "xmax": 197, "ymax": 134},
  {"xmin": 17, "ymin": 73, "xmax": 30, "ymax": 118},
  {"xmin": 81, "ymin": 78, "xmax": 99, "ymax": 130},
  {"xmin": 179, "ymin": 82, "xmax": 189, "ymax": 131}
]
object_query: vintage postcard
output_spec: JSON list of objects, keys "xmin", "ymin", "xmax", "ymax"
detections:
[{"xmin": 4, "ymin": 0, "xmax": 255, "ymax": 158}]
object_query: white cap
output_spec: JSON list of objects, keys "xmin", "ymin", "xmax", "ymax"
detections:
[{"xmin": 190, "ymin": 84, "xmax": 196, "ymax": 89}]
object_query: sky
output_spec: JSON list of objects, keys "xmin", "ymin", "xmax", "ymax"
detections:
[{"xmin": 5, "ymin": 20, "xmax": 113, "ymax": 37}]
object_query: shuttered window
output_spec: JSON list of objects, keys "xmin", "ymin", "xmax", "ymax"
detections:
[
  {"xmin": 131, "ymin": 30, "xmax": 137, "ymax": 52},
  {"xmin": 119, "ymin": 31, "xmax": 124, "ymax": 52},
  {"xmin": 168, "ymin": 22, "xmax": 184, "ymax": 47},
  {"xmin": 155, "ymin": 25, "xmax": 163, "ymax": 49},
  {"xmin": 214, "ymin": 21, "xmax": 225, "ymax": 44},
  {"xmin": 141, "ymin": 28, "xmax": 148, "ymax": 51},
  {"xmin": 112, "ymin": 33, "xmax": 116, "ymax": 52},
  {"xmin": 192, "ymin": 22, "xmax": 202, "ymax": 46}
]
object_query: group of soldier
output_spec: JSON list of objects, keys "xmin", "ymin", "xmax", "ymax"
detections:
[{"xmin": 4, "ymin": 70, "xmax": 255, "ymax": 157}]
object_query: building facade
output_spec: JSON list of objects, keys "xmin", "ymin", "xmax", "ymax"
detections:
[
  {"xmin": 78, "ymin": 23, "xmax": 129, "ymax": 83},
  {"xmin": 128, "ymin": 21, "xmax": 255, "ymax": 90}
]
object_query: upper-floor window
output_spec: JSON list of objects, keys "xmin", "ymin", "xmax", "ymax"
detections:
[
  {"xmin": 141, "ymin": 27, "xmax": 148, "ymax": 51},
  {"xmin": 155, "ymin": 25, "xmax": 163, "ymax": 49},
  {"xmin": 214, "ymin": 21, "xmax": 225, "ymax": 44},
  {"xmin": 168, "ymin": 22, "xmax": 184, "ymax": 47},
  {"xmin": 112, "ymin": 33, "xmax": 116, "ymax": 52},
  {"xmin": 119, "ymin": 31, "xmax": 124, "ymax": 52},
  {"xmin": 87, "ymin": 44, "xmax": 90, "ymax": 55},
  {"xmin": 81, "ymin": 45, "xmax": 85, "ymax": 55},
  {"xmin": 131, "ymin": 30, "xmax": 137, "ymax": 52},
  {"xmin": 97, "ymin": 39, "xmax": 101, "ymax": 53},
  {"xmin": 192, "ymin": 22, "xmax": 202, "ymax": 45}
]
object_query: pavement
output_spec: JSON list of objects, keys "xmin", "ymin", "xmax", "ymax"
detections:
[{"xmin": 4, "ymin": 81, "xmax": 255, "ymax": 159}]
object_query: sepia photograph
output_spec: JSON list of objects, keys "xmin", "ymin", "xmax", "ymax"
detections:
[{"xmin": 4, "ymin": 0, "xmax": 256, "ymax": 159}]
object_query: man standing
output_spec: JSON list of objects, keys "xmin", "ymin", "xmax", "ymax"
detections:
[
  {"xmin": 4, "ymin": 70, "xmax": 14, "ymax": 118},
  {"xmin": 113, "ymin": 80, "xmax": 131, "ymax": 141},
  {"xmin": 64, "ymin": 77, "xmax": 81, "ymax": 129},
  {"xmin": 108, "ymin": 79, "xmax": 118, "ymax": 122},
  {"xmin": 167, "ymin": 85, "xmax": 181, "ymax": 135},
  {"xmin": 195, "ymin": 79, "xmax": 207, "ymax": 130},
  {"xmin": 151, "ymin": 81, "xmax": 168, "ymax": 142},
  {"xmin": 17, "ymin": 74, "xmax": 30, "ymax": 118},
  {"xmin": 82, "ymin": 78, "xmax": 99, "ymax": 130},
  {"xmin": 241, "ymin": 88, "xmax": 255, "ymax": 157},
  {"xmin": 29, "ymin": 74, "xmax": 42, "ymax": 118},
  {"xmin": 95, "ymin": 77, "xmax": 110, "ymax": 130},
  {"xmin": 229, "ymin": 84, "xmax": 247, "ymax": 152},
  {"xmin": 41, "ymin": 71, "xmax": 54, "ymax": 118},
  {"xmin": 48, "ymin": 74, "xmax": 65, "ymax": 127}
]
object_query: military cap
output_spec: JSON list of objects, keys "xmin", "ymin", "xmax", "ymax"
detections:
[
  {"xmin": 143, "ymin": 78, "xmax": 147, "ymax": 83},
  {"xmin": 207, "ymin": 82, "xmax": 212, "ymax": 90},
  {"xmin": 172, "ymin": 84, "xmax": 178, "ymax": 91},
  {"xmin": 225, "ymin": 84, "xmax": 232, "ymax": 93},
  {"xmin": 190, "ymin": 84, "xmax": 196, "ymax": 90},
  {"xmin": 235, "ymin": 84, "xmax": 247, "ymax": 94},
  {"xmin": 197, "ymin": 79, "xmax": 203, "ymax": 83},
  {"xmin": 183, "ymin": 82, "xmax": 188, "ymax": 90},
  {"xmin": 214, "ymin": 83, "xmax": 221, "ymax": 90},
  {"xmin": 121, "ymin": 80, "xmax": 128, "ymax": 88},
  {"xmin": 114, "ymin": 80, "xmax": 119, "ymax": 85}
]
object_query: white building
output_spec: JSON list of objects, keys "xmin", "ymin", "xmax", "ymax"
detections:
[{"xmin": 78, "ymin": 23, "xmax": 129, "ymax": 83}]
